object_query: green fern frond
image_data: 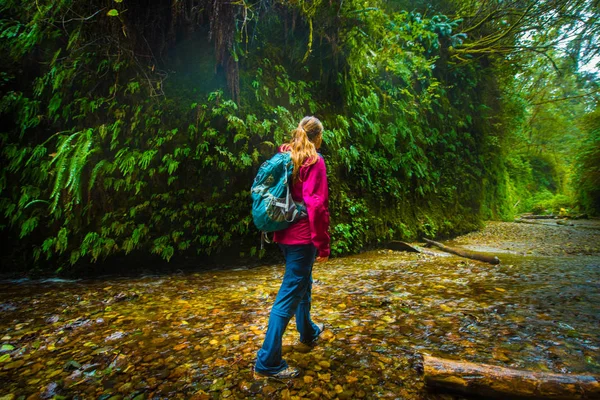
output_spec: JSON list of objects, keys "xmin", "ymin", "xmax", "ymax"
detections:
[
  {"xmin": 88, "ymin": 160, "xmax": 107, "ymax": 197},
  {"xmin": 25, "ymin": 145, "xmax": 47, "ymax": 167},
  {"xmin": 116, "ymin": 148, "xmax": 136, "ymax": 176},
  {"xmin": 50, "ymin": 152, "xmax": 69, "ymax": 212},
  {"xmin": 56, "ymin": 227, "xmax": 68, "ymax": 253},
  {"xmin": 50, "ymin": 131, "xmax": 79, "ymax": 166},
  {"xmin": 8, "ymin": 147, "xmax": 28, "ymax": 172},
  {"xmin": 139, "ymin": 150, "xmax": 157, "ymax": 170},
  {"xmin": 19, "ymin": 216, "xmax": 38, "ymax": 238},
  {"xmin": 80, "ymin": 231, "xmax": 99, "ymax": 256},
  {"xmin": 66, "ymin": 129, "xmax": 93, "ymax": 204}
]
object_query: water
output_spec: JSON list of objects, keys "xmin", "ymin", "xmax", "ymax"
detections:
[{"xmin": 0, "ymin": 224, "xmax": 599, "ymax": 399}]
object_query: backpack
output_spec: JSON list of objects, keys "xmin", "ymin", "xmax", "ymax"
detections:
[{"xmin": 251, "ymin": 152, "xmax": 307, "ymax": 233}]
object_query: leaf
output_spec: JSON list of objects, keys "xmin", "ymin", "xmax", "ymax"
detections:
[
  {"xmin": 173, "ymin": 343, "xmax": 188, "ymax": 351},
  {"xmin": 107, "ymin": 9, "xmax": 119, "ymax": 16},
  {"xmin": 0, "ymin": 344, "xmax": 14, "ymax": 352},
  {"xmin": 317, "ymin": 372, "xmax": 331, "ymax": 382},
  {"xmin": 495, "ymin": 287, "xmax": 506, "ymax": 292},
  {"xmin": 440, "ymin": 304, "xmax": 453, "ymax": 312},
  {"xmin": 0, "ymin": 354, "xmax": 11, "ymax": 363}
]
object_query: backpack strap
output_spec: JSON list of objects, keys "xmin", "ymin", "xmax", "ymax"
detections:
[{"xmin": 261, "ymin": 231, "xmax": 272, "ymax": 250}]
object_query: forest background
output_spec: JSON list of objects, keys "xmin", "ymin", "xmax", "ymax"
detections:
[{"xmin": 1, "ymin": 0, "xmax": 599, "ymax": 275}]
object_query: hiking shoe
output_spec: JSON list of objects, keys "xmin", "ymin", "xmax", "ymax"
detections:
[
  {"xmin": 300, "ymin": 322, "xmax": 325, "ymax": 346},
  {"xmin": 254, "ymin": 366, "xmax": 301, "ymax": 380}
]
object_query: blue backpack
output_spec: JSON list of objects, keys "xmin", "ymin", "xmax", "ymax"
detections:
[{"xmin": 251, "ymin": 152, "xmax": 307, "ymax": 233}]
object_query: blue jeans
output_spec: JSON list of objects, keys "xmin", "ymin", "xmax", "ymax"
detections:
[{"xmin": 255, "ymin": 243, "xmax": 321, "ymax": 375}]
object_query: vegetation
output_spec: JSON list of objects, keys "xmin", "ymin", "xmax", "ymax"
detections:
[{"xmin": 0, "ymin": 0, "xmax": 598, "ymax": 273}]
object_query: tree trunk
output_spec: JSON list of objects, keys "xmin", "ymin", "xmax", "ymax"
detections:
[
  {"xmin": 422, "ymin": 238, "xmax": 500, "ymax": 264},
  {"xmin": 423, "ymin": 355, "xmax": 600, "ymax": 400}
]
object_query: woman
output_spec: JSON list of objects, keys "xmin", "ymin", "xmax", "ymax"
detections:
[{"xmin": 254, "ymin": 116, "xmax": 330, "ymax": 379}]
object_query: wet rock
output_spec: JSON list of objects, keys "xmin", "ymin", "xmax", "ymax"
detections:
[
  {"xmin": 142, "ymin": 354, "xmax": 158, "ymax": 363},
  {"xmin": 103, "ymin": 378, "xmax": 117, "ymax": 389},
  {"xmin": 64, "ymin": 370, "xmax": 84, "ymax": 387},
  {"xmin": 117, "ymin": 382, "xmax": 133, "ymax": 393},
  {"xmin": 63, "ymin": 360, "xmax": 81, "ymax": 371},
  {"xmin": 169, "ymin": 365, "xmax": 189, "ymax": 379},
  {"xmin": 40, "ymin": 382, "xmax": 59, "ymax": 399},
  {"xmin": 210, "ymin": 378, "xmax": 226, "ymax": 391},
  {"xmin": 261, "ymin": 385, "xmax": 276, "ymax": 396},
  {"xmin": 62, "ymin": 318, "xmax": 92, "ymax": 330},
  {"xmin": 105, "ymin": 292, "xmax": 139, "ymax": 304},
  {"xmin": 154, "ymin": 369, "xmax": 170, "ymax": 379},
  {"xmin": 189, "ymin": 391, "xmax": 210, "ymax": 400},
  {"xmin": 110, "ymin": 354, "xmax": 128, "ymax": 369},
  {"xmin": 105, "ymin": 331, "xmax": 125, "ymax": 342},
  {"xmin": 248, "ymin": 381, "xmax": 262, "ymax": 394}
]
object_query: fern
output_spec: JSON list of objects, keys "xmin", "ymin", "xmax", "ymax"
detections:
[
  {"xmin": 25, "ymin": 145, "xmax": 47, "ymax": 167},
  {"xmin": 80, "ymin": 231, "xmax": 99, "ymax": 257},
  {"xmin": 116, "ymin": 148, "xmax": 137, "ymax": 176},
  {"xmin": 55, "ymin": 227, "xmax": 68, "ymax": 254},
  {"xmin": 139, "ymin": 150, "xmax": 157, "ymax": 170},
  {"xmin": 49, "ymin": 150, "xmax": 69, "ymax": 212},
  {"xmin": 19, "ymin": 216, "xmax": 38, "ymax": 238},
  {"xmin": 66, "ymin": 129, "xmax": 94, "ymax": 204},
  {"xmin": 88, "ymin": 160, "xmax": 107, "ymax": 197}
]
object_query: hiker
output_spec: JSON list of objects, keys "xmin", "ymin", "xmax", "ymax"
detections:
[{"xmin": 254, "ymin": 116, "xmax": 331, "ymax": 379}]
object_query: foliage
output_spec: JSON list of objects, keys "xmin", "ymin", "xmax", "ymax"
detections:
[
  {"xmin": 573, "ymin": 106, "xmax": 600, "ymax": 215},
  {"xmin": 0, "ymin": 0, "xmax": 597, "ymax": 272}
]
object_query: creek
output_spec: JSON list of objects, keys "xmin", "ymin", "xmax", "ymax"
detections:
[{"xmin": 1, "ymin": 221, "xmax": 599, "ymax": 399}]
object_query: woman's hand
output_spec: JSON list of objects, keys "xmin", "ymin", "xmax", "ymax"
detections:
[{"xmin": 316, "ymin": 256, "xmax": 329, "ymax": 263}]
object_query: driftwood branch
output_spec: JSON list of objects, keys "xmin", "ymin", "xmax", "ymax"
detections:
[
  {"xmin": 423, "ymin": 355, "xmax": 600, "ymax": 400},
  {"xmin": 515, "ymin": 218, "xmax": 550, "ymax": 225},
  {"xmin": 423, "ymin": 238, "xmax": 500, "ymax": 264},
  {"xmin": 386, "ymin": 241, "xmax": 421, "ymax": 253}
]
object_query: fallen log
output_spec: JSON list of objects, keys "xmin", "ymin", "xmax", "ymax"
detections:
[
  {"xmin": 515, "ymin": 218, "xmax": 561, "ymax": 227},
  {"xmin": 521, "ymin": 214, "xmax": 556, "ymax": 219},
  {"xmin": 423, "ymin": 355, "xmax": 600, "ymax": 400},
  {"xmin": 556, "ymin": 219, "xmax": 575, "ymax": 226},
  {"xmin": 423, "ymin": 238, "xmax": 500, "ymax": 265},
  {"xmin": 386, "ymin": 241, "xmax": 421, "ymax": 253},
  {"xmin": 515, "ymin": 218, "xmax": 545, "ymax": 225}
]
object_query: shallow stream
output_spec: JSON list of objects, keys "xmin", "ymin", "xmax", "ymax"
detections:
[{"xmin": 1, "ymin": 221, "xmax": 599, "ymax": 399}]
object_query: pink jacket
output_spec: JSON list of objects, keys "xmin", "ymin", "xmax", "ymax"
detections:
[{"xmin": 273, "ymin": 150, "xmax": 330, "ymax": 257}]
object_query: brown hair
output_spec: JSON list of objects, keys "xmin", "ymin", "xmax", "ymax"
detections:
[{"xmin": 281, "ymin": 116, "xmax": 324, "ymax": 183}]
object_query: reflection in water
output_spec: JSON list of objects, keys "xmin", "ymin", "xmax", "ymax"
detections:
[{"xmin": 0, "ymin": 249, "xmax": 599, "ymax": 398}]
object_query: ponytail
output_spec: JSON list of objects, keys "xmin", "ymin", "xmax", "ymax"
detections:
[{"xmin": 282, "ymin": 116, "xmax": 323, "ymax": 183}]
